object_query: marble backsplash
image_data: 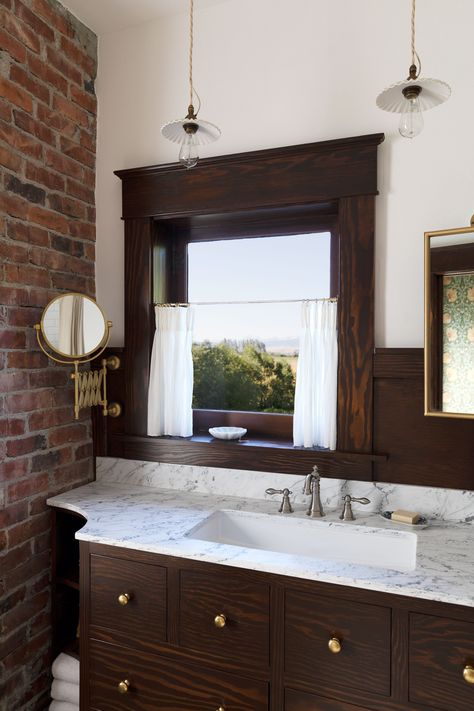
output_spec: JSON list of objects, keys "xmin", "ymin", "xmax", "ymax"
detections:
[{"xmin": 96, "ymin": 457, "xmax": 474, "ymax": 524}]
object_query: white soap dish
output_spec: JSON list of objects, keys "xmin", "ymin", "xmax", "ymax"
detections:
[{"xmin": 209, "ymin": 427, "xmax": 247, "ymax": 441}]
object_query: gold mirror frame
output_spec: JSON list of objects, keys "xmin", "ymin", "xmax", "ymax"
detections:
[
  {"xmin": 35, "ymin": 293, "xmax": 122, "ymax": 420},
  {"xmin": 40, "ymin": 292, "xmax": 108, "ymax": 359},
  {"xmin": 424, "ymin": 217, "xmax": 474, "ymax": 419}
]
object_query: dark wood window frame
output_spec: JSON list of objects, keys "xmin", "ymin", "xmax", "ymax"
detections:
[
  {"xmin": 156, "ymin": 207, "xmax": 338, "ymax": 441},
  {"xmin": 113, "ymin": 134, "xmax": 385, "ymax": 479}
]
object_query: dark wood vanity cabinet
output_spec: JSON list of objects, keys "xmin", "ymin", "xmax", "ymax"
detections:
[{"xmin": 80, "ymin": 543, "xmax": 474, "ymax": 711}]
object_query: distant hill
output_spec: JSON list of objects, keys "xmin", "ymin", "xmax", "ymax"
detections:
[{"xmin": 264, "ymin": 337, "xmax": 299, "ymax": 355}]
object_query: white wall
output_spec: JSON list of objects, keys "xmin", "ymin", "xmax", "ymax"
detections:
[{"xmin": 95, "ymin": 0, "xmax": 474, "ymax": 347}]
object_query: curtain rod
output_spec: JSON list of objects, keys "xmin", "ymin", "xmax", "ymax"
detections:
[{"xmin": 155, "ymin": 297, "xmax": 338, "ymax": 307}]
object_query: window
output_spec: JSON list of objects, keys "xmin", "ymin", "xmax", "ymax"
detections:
[{"xmin": 188, "ymin": 233, "xmax": 331, "ymax": 417}]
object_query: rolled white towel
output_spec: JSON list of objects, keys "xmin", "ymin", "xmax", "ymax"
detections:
[
  {"xmin": 51, "ymin": 680, "xmax": 80, "ymax": 706},
  {"xmin": 51, "ymin": 652, "xmax": 79, "ymax": 684},
  {"xmin": 52, "ymin": 653, "xmax": 80, "ymax": 684},
  {"xmin": 49, "ymin": 702, "xmax": 79, "ymax": 711}
]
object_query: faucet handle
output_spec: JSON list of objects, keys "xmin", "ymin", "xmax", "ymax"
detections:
[
  {"xmin": 265, "ymin": 488, "xmax": 294, "ymax": 514},
  {"xmin": 339, "ymin": 495, "xmax": 370, "ymax": 521}
]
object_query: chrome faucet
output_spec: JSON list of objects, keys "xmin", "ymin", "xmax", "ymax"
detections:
[{"xmin": 303, "ymin": 466, "xmax": 324, "ymax": 518}]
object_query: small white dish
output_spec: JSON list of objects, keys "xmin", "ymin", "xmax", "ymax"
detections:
[{"xmin": 209, "ymin": 427, "xmax": 247, "ymax": 441}]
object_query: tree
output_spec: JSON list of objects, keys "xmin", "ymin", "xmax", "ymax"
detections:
[{"xmin": 192, "ymin": 341, "xmax": 295, "ymax": 413}]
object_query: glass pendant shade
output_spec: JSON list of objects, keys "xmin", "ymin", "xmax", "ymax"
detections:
[{"xmin": 160, "ymin": 0, "xmax": 220, "ymax": 167}]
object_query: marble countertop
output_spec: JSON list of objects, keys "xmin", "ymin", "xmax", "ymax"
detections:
[{"xmin": 47, "ymin": 480, "xmax": 474, "ymax": 608}]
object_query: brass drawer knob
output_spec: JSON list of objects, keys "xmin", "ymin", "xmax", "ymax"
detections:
[
  {"xmin": 328, "ymin": 637, "xmax": 342, "ymax": 654},
  {"xmin": 118, "ymin": 679, "xmax": 130, "ymax": 694},
  {"xmin": 118, "ymin": 593, "xmax": 131, "ymax": 606},
  {"xmin": 214, "ymin": 613, "xmax": 227, "ymax": 629},
  {"xmin": 216, "ymin": 707, "xmax": 226, "ymax": 711},
  {"xmin": 463, "ymin": 664, "xmax": 474, "ymax": 685}
]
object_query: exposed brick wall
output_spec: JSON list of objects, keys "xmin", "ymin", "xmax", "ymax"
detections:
[{"xmin": 0, "ymin": 1, "xmax": 97, "ymax": 708}]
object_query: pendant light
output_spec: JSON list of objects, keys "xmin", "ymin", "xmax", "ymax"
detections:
[
  {"xmin": 376, "ymin": 0, "xmax": 451, "ymax": 139},
  {"xmin": 161, "ymin": 0, "xmax": 220, "ymax": 168}
]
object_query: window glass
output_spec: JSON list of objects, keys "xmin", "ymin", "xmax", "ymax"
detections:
[{"xmin": 188, "ymin": 233, "xmax": 331, "ymax": 414}]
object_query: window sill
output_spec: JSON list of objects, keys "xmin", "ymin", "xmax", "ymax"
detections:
[{"xmin": 109, "ymin": 433, "xmax": 387, "ymax": 481}]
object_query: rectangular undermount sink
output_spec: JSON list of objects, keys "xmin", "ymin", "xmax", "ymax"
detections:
[{"xmin": 186, "ymin": 510, "xmax": 417, "ymax": 572}]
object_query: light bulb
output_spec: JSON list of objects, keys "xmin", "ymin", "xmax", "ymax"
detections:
[
  {"xmin": 399, "ymin": 94, "xmax": 424, "ymax": 139},
  {"xmin": 179, "ymin": 131, "xmax": 199, "ymax": 169}
]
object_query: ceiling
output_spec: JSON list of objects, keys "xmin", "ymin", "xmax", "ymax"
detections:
[{"xmin": 60, "ymin": 0, "xmax": 228, "ymax": 35}]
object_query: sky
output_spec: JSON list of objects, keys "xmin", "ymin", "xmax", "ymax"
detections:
[{"xmin": 188, "ymin": 232, "xmax": 331, "ymax": 346}]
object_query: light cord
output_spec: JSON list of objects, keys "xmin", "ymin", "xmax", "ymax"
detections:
[
  {"xmin": 411, "ymin": 0, "xmax": 416, "ymax": 66},
  {"xmin": 189, "ymin": 0, "xmax": 194, "ymax": 107}
]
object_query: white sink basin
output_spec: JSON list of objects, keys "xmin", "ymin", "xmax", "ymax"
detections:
[{"xmin": 186, "ymin": 510, "xmax": 417, "ymax": 572}]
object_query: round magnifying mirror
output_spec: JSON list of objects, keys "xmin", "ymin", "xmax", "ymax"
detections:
[{"xmin": 41, "ymin": 293, "xmax": 108, "ymax": 358}]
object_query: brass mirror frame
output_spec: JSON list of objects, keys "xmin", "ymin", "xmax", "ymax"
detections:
[
  {"xmin": 40, "ymin": 292, "xmax": 109, "ymax": 359},
  {"xmin": 35, "ymin": 293, "xmax": 122, "ymax": 420},
  {"xmin": 424, "ymin": 218, "xmax": 474, "ymax": 420}
]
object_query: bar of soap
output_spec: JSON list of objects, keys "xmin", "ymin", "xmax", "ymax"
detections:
[{"xmin": 391, "ymin": 509, "xmax": 421, "ymax": 525}]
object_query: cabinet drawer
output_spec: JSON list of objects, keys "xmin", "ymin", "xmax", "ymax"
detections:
[
  {"xmin": 89, "ymin": 638, "xmax": 268, "ymax": 711},
  {"xmin": 409, "ymin": 613, "xmax": 474, "ymax": 710},
  {"xmin": 284, "ymin": 590, "xmax": 391, "ymax": 697},
  {"xmin": 178, "ymin": 569, "xmax": 270, "ymax": 669},
  {"xmin": 285, "ymin": 688, "xmax": 371, "ymax": 710},
  {"xmin": 90, "ymin": 554, "xmax": 166, "ymax": 643}
]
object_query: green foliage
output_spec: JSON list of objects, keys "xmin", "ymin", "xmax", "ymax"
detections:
[{"xmin": 192, "ymin": 340, "xmax": 295, "ymax": 413}]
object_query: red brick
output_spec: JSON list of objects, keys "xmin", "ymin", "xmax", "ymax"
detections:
[
  {"xmin": 0, "ymin": 97, "xmax": 12, "ymax": 121},
  {"xmin": 15, "ymin": 0, "xmax": 55, "ymax": 42},
  {"xmin": 79, "ymin": 128, "xmax": 95, "ymax": 152},
  {"xmin": 0, "ymin": 418, "xmax": 25, "ymax": 437},
  {"xmin": 0, "ymin": 76, "xmax": 33, "ymax": 113},
  {"xmin": 51, "ymin": 272, "xmax": 87, "ymax": 291},
  {"xmin": 28, "ymin": 406, "xmax": 72, "ymax": 431},
  {"xmin": 50, "ymin": 457, "xmax": 92, "ymax": 486},
  {"xmin": 28, "ymin": 495, "xmax": 49, "ymax": 515},
  {"xmin": 0, "ymin": 500, "xmax": 28, "ymax": 528},
  {"xmin": 60, "ymin": 35, "xmax": 96, "ymax": 77},
  {"xmin": 44, "ymin": 146, "xmax": 83, "ymax": 180},
  {"xmin": 52, "ymin": 93, "xmax": 88, "ymax": 128},
  {"xmin": 65, "ymin": 177, "xmax": 94, "ymax": 205},
  {"xmin": 29, "ymin": 368, "xmax": 69, "ymax": 388},
  {"xmin": 0, "ymin": 239, "xmax": 29, "ymax": 263},
  {"xmin": 27, "ymin": 204, "xmax": 69, "ymax": 233},
  {"xmin": 8, "ymin": 306, "xmax": 42, "ymax": 327},
  {"xmin": 0, "ymin": 329, "xmax": 25, "ymax": 349},
  {"xmin": 1, "ymin": 589, "xmax": 49, "ymax": 635},
  {"xmin": 36, "ymin": 102, "xmax": 77, "ymax": 138},
  {"xmin": 6, "ymin": 513, "xmax": 50, "ymax": 549},
  {"xmin": 0, "ymin": 27, "xmax": 27, "ymax": 63},
  {"xmin": 0, "ymin": 285, "xmax": 29, "ymax": 306},
  {"xmin": 5, "ymin": 389, "xmax": 52, "ymax": 414},
  {"xmin": 7, "ymin": 351, "xmax": 47, "ymax": 369},
  {"xmin": 68, "ymin": 220, "xmax": 95, "ymax": 240},
  {"xmin": 30, "ymin": 0, "xmax": 73, "ymax": 37},
  {"xmin": 84, "ymin": 242, "xmax": 95, "ymax": 261},
  {"xmin": 7, "ymin": 472, "xmax": 48, "ymax": 503},
  {"xmin": 7, "ymin": 220, "xmax": 49, "ymax": 246},
  {"xmin": 0, "ymin": 8, "xmax": 41, "ymax": 53},
  {"xmin": 48, "ymin": 193, "xmax": 86, "ymax": 219},
  {"xmin": 0, "ymin": 192, "xmax": 28, "ymax": 220},
  {"xmin": 25, "ymin": 162, "xmax": 64, "ymax": 192},
  {"xmin": 6, "ymin": 433, "xmax": 45, "ymax": 457},
  {"xmin": 0, "ymin": 370, "xmax": 29, "ymax": 392},
  {"xmin": 13, "ymin": 109, "xmax": 55, "ymax": 147},
  {"xmin": 46, "ymin": 45, "xmax": 81, "ymax": 85},
  {"xmin": 4, "ymin": 263, "xmax": 49, "ymax": 288},
  {"xmin": 82, "ymin": 167, "xmax": 95, "ymax": 189},
  {"xmin": 31, "ymin": 445, "xmax": 72, "ymax": 472},
  {"xmin": 27, "ymin": 51, "xmax": 68, "ymax": 96},
  {"xmin": 60, "ymin": 136, "xmax": 95, "ymax": 169},
  {"xmin": 70, "ymin": 83, "xmax": 96, "ymax": 114},
  {"xmin": 0, "ymin": 123, "xmax": 42, "ymax": 160},
  {"xmin": 10, "ymin": 64, "xmax": 50, "ymax": 105},
  {"xmin": 48, "ymin": 423, "xmax": 86, "ymax": 446},
  {"xmin": 0, "ymin": 144, "xmax": 22, "ymax": 171},
  {"xmin": 0, "ymin": 541, "xmax": 32, "ymax": 575},
  {"xmin": 0, "ymin": 457, "xmax": 29, "ymax": 482}
]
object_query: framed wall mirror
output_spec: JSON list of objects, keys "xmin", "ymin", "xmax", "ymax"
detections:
[{"xmin": 425, "ymin": 219, "xmax": 474, "ymax": 419}]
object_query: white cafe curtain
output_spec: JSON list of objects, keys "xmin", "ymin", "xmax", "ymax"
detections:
[
  {"xmin": 147, "ymin": 305, "xmax": 194, "ymax": 437},
  {"xmin": 293, "ymin": 300, "xmax": 338, "ymax": 450}
]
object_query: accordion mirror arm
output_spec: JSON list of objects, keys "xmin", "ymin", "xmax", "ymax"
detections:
[{"xmin": 34, "ymin": 294, "xmax": 122, "ymax": 420}]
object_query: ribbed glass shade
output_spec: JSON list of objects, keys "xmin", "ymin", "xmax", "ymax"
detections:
[
  {"xmin": 376, "ymin": 77, "xmax": 451, "ymax": 113},
  {"xmin": 161, "ymin": 118, "xmax": 221, "ymax": 146}
]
